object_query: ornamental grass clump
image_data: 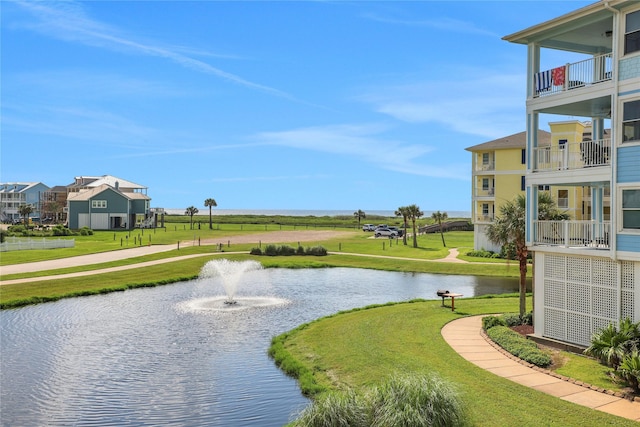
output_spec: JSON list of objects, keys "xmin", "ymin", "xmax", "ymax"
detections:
[{"xmin": 292, "ymin": 374, "xmax": 468, "ymax": 427}]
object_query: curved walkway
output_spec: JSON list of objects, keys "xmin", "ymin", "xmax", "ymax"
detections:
[
  {"xmin": 0, "ymin": 246, "xmax": 486, "ymax": 286},
  {"xmin": 442, "ymin": 316, "xmax": 640, "ymax": 422}
]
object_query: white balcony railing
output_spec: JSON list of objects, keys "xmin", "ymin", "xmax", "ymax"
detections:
[
  {"xmin": 476, "ymin": 162, "xmax": 495, "ymax": 172},
  {"xmin": 534, "ymin": 53, "xmax": 612, "ymax": 97},
  {"xmin": 533, "ymin": 138, "xmax": 610, "ymax": 172},
  {"xmin": 475, "ymin": 215, "xmax": 494, "ymax": 223},
  {"xmin": 475, "ymin": 188, "xmax": 495, "ymax": 197},
  {"xmin": 533, "ymin": 220, "xmax": 610, "ymax": 249}
]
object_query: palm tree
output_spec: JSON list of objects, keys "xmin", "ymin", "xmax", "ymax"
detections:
[
  {"xmin": 204, "ymin": 198, "xmax": 217, "ymax": 230},
  {"xmin": 585, "ymin": 320, "xmax": 638, "ymax": 369},
  {"xmin": 185, "ymin": 206, "xmax": 199, "ymax": 230},
  {"xmin": 18, "ymin": 204, "xmax": 33, "ymax": 225},
  {"xmin": 395, "ymin": 206, "xmax": 410, "ymax": 246},
  {"xmin": 486, "ymin": 193, "xmax": 568, "ymax": 317},
  {"xmin": 353, "ymin": 210, "xmax": 366, "ymax": 228},
  {"xmin": 431, "ymin": 211, "xmax": 448, "ymax": 247},
  {"xmin": 43, "ymin": 200, "xmax": 61, "ymax": 223},
  {"xmin": 406, "ymin": 204, "xmax": 423, "ymax": 248}
]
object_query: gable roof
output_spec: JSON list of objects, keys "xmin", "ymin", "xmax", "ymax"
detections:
[
  {"xmin": 70, "ymin": 175, "xmax": 146, "ymax": 191},
  {"xmin": 0, "ymin": 182, "xmax": 49, "ymax": 193},
  {"xmin": 67, "ymin": 184, "xmax": 150, "ymax": 202},
  {"xmin": 465, "ymin": 130, "xmax": 551, "ymax": 152}
]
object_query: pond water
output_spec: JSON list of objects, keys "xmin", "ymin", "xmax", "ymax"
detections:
[{"xmin": 0, "ymin": 267, "xmax": 523, "ymax": 426}]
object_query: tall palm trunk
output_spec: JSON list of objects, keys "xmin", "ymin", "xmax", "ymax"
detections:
[
  {"xmin": 517, "ymin": 246, "xmax": 528, "ymax": 317},
  {"xmin": 412, "ymin": 219, "xmax": 418, "ymax": 248}
]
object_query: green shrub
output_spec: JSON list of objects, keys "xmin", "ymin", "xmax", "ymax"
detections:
[
  {"xmin": 251, "ymin": 245, "xmax": 327, "ymax": 257},
  {"xmin": 7, "ymin": 225, "xmax": 26, "ymax": 234},
  {"xmin": 466, "ymin": 249, "xmax": 495, "ymax": 258},
  {"xmin": 585, "ymin": 318, "xmax": 640, "ymax": 369},
  {"xmin": 482, "ymin": 315, "xmax": 506, "ymax": 331},
  {"xmin": 369, "ymin": 374, "xmax": 468, "ymax": 427},
  {"xmin": 306, "ymin": 246, "xmax": 328, "ymax": 256},
  {"xmin": 79, "ymin": 226, "xmax": 94, "ymax": 236},
  {"xmin": 52, "ymin": 225, "xmax": 72, "ymax": 236},
  {"xmin": 293, "ymin": 389, "xmax": 367, "ymax": 427},
  {"xmin": 264, "ymin": 244, "xmax": 278, "ymax": 256},
  {"xmin": 615, "ymin": 351, "xmax": 640, "ymax": 393},
  {"xmin": 487, "ymin": 326, "xmax": 551, "ymax": 367},
  {"xmin": 502, "ymin": 313, "xmax": 524, "ymax": 327},
  {"xmin": 279, "ymin": 245, "xmax": 296, "ymax": 256},
  {"xmin": 0, "ymin": 230, "xmax": 6, "ymax": 243},
  {"xmin": 292, "ymin": 374, "xmax": 468, "ymax": 427},
  {"xmin": 521, "ymin": 311, "xmax": 533, "ymax": 326}
]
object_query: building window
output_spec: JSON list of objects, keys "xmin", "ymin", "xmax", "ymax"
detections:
[
  {"xmin": 625, "ymin": 10, "xmax": 640, "ymax": 55},
  {"xmin": 482, "ymin": 204, "xmax": 489, "ymax": 216},
  {"xmin": 482, "ymin": 153, "xmax": 489, "ymax": 165},
  {"xmin": 538, "ymin": 185, "xmax": 550, "ymax": 191},
  {"xmin": 521, "ymin": 176, "xmax": 526, "ymax": 191},
  {"xmin": 558, "ymin": 189, "xmax": 569, "ymax": 209},
  {"xmin": 482, "ymin": 178, "xmax": 489, "ymax": 191},
  {"xmin": 622, "ymin": 189, "xmax": 640, "ymax": 229},
  {"xmin": 623, "ymin": 100, "xmax": 640, "ymax": 143},
  {"xmin": 91, "ymin": 200, "xmax": 107, "ymax": 209},
  {"xmin": 521, "ymin": 148, "xmax": 526, "ymax": 165}
]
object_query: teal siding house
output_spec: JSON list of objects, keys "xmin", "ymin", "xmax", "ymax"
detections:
[{"xmin": 66, "ymin": 176, "xmax": 151, "ymax": 230}]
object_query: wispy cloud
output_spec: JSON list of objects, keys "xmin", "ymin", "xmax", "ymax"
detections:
[
  {"xmin": 10, "ymin": 0, "xmax": 295, "ymax": 100},
  {"xmin": 252, "ymin": 123, "xmax": 467, "ymax": 180},
  {"xmin": 357, "ymin": 67, "xmax": 526, "ymax": 139},
  {"xmin": 2, "ymin": 104, "xmax": 159, "ymax": 148},
  {"xmin": 363, "ymin": 12, "xmax": 497, "ymax": 37}
]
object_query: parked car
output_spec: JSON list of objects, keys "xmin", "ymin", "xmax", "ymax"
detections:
[
  {"xmin": 362, "ymin": 224, "xmax": 376, "ymax": 232},
  {"xmin": 374, "ymin": 227, "xmax": 398, "ymax": 238},
  {"xmin": 388, "ymin": 226, "xmax": 404, "ymax": 237}
]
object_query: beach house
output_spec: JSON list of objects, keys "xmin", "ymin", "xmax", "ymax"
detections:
[{"xmin": 504, "ymin": 0, "xmax": 640, "ymax": 346}]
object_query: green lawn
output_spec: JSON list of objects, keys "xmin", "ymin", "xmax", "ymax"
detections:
[
  {"xmin": 2, "ymin": 222, "xmax": 632, "ymax": 424},
  {"xmin": 275, "ymin": 297, "xmax": 637, "ymax": 426}
]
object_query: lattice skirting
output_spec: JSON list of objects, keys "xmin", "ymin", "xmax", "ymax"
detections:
[{"xmin": 536, "ymin": 254, "xmax": 638, "ymax": 347}]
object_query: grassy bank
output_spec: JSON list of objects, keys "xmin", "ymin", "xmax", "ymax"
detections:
[
  {"xmin": 1, "ymin": 224, "xmax": 528, "ymax": 309},
  {"xmin": 0, "ymin": 251, "xmax": 523, "ymax": 309},
  {"xmin": 271, "ymin": 297, "xmax": 636, "ymax": 426}
]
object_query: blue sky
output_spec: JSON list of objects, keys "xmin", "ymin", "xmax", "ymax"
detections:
[{"xmin": 1, "ymin": 0, "xmax": 594, "ymax": 212}]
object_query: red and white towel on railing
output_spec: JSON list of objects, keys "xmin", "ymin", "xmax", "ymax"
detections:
[{"xmin": 552, "ymin": 66, "xmax": 565, "ymax": 86}]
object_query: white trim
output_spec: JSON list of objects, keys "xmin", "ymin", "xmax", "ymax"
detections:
[{"xmin": 618, "ymin": 185, "xmax": 640, "ymax": 232}]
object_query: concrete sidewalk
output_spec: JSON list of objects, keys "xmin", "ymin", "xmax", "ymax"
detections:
[
  {"xmin": 1, "ymin": 244, "xmax": 181, "ymax": 275},
  {"xmin": 441, "ymin": 315, "xmax": 640, "ymax": 422}
]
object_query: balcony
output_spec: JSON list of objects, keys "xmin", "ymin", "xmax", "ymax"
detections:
[
  {"xmin": 533, "ymin": 138, "xmax": 610, "ymax": 172},
  {"xmin": 475, "ymin": 188, "xmax": 495, "ymax": 197},
  {"xmin": 475, "ymin": 162, "xmax": 495, "ymax": 172},
  {"xmin": 533, "ymin": 220, "xmax": 610, "ymax": 249},
  {"xmin": 475, "ymin": 214, "xmax": 494, "ymax": 223},
  {"xmin": 534, "ymin": 53, "xmax": 612, "ymax": 98}
]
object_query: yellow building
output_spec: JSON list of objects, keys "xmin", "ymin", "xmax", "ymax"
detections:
[
  {"xmin": 466, "ymin": 130, "xmax": 549, "ymax": 252},
  {"xmin": 545, "ymin": 120, "xmax": 611, "ymax": 222},
  {"xmin": 466, "ymin": 124, "xmax": 605, "ymax": 253}
]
